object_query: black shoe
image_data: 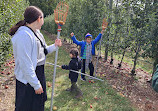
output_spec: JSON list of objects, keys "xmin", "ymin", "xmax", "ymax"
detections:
[
  {"xmin": 80, "ymin": 78, "xmax": 86, "ymax": 81},
  {"xmin": 89, "ymin": 76, "xmax": 94, "ymax": 80}
]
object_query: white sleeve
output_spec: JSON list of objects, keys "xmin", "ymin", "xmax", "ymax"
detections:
[
  {"xmin": 16, "ymin": 34, "xmax": 41, "ymax": 90},
  {"xmin": 36, "ymin": 30, "xmax": 58, "ymax": 54},
  {"xmin": 46, "ymin": 44, "xmax": 58, "ymax": 54}
]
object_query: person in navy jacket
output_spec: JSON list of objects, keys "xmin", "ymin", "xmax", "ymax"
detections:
[
  {"xmin": 71, "ymin": 30, "xmax": 104, "ymax": 81},
  {"xmin": 61, "ymin": 48, "xmax": 83, "ymax": 99}
]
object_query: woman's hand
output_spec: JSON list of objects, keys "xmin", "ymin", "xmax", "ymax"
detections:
[
  {"xmin": 55, "ymin": 39, "xmax": 62, "ymax": 47},
  {"xmin": 70, "ymin": 32, "xmax": 74, "ymax": 37},
  {"xmin": 35, "ymin": 86, "xmax": 43, "ymax": 94}
]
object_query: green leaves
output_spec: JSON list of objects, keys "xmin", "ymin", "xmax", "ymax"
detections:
[
  {"xmin": 43, "ymin": 0, "xmax": 106, "ymax": 40},
  {"xmin": 0, "ymin": 0, "xmax": 28, "ymax": 67},
  {"xmin": 29, "ymin": 0, "xmax": 56, "ymax": 17},
  {"xmin": 37, "ymin": 0, "xmax": 157, "ymax": 73},
  {"xmin": 16, "ymin": 0, "xmax": 23, "ymax": 2}
]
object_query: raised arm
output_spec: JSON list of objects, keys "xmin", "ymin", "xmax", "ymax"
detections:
[
  {"xmin": 92, "ymin": 26, "xmax": 106, "ymax": 45},
  {"xmin": 92, "ymin": 18, "xmax": 108, "ymax": 44},
  {"xmin": 71, "ymin": 32, "xmax": 83, "ymax": 46},
  {"xmin": 92, "ymin": 33, "xmax": 102, "ymax": 45}
]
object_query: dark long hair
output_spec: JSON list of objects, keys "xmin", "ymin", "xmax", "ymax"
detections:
[{"xmin": 9, "ymin": 6, "xmax": 43, "ymax": 36}]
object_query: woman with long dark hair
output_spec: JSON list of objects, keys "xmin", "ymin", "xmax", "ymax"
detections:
[{"xmin": 9, "ymin": 6, "xmax": 61, "ymax": 111}]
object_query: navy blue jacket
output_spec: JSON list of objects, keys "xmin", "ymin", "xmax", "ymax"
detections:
[
  {"xmin": 61, "ymin": 58, "xmax": 81, "ymax": 82},
  {"xmin": 71, "ymin": 33, "xmax": 102, "ymax": 57}
]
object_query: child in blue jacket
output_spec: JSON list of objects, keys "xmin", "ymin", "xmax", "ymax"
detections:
[{"xmin": 71, "ymin": 30, "xmax": 104, "ymax": 81}]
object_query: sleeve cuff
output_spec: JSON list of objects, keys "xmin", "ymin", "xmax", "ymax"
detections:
[
  {"xmin": 46, "ymin": 44, "xmax": 58, "ymax": 54},
  {"xmin": 33, "ymin": 81, "xmax": 41, "ymax": 90}
]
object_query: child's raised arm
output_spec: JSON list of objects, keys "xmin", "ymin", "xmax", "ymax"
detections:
[
  {"xmin": 71, "ymin": 32, "xmax": 74, "ymax": 37},
  {"xmin": 92, "ymin": 33, "xmax": 102, "ymax": 45},
  {"xmin": 71, "ymin": 32, "xmax": 83, "ymax": 46},
  {"xmin": 93, "ymin": 18, "xmax": 108, "ymax": 44}
]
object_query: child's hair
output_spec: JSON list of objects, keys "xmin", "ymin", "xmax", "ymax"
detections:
[
  {"xmin": 9, "ymin": 6, "xmax": 43, "ymax": 36},
  {"xmin": 70, "ymin": 48, "xmax": 79, "ymax": 58},
  {"xmin": 85, "ymin": 33, "xmax": 92, "ymax": 39}
]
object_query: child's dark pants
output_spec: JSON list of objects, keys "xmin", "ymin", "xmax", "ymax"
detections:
[{"xmin": 81, "ymin": 59, "xmax": 94, "ymax": 79}]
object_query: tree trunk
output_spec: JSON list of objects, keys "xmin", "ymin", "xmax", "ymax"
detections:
[
  {"xmin": 110, "ymin": 52, "xmax": 113, "ymax": 64},
  {"xmin": 104, "ymin": 0, "xmax": 113, "ymax": 61},
  {"xmin": 118, "ymin": 49, "xmax": 126, "ymax": 68},
  {"xmin": 110, "ymin": 29, "xmax": 118, "ymax": 64},
  {"xmin": 99, "ymin": 46, "xmax": 102, "ymax": 59},
  {"xmin": 98, "ymin": 35, "xmax": 103, "ymax": 59},
  {"xmin": 104, "ymin": 35, "xmax": 109, "ymax": 61},
  {"xmin": 131, "ymin": 43, "xmax": 141, "ymax": 75},
  {"xmin": 118, "ymin": 25, "xmax": 129, "ymax": 68}
]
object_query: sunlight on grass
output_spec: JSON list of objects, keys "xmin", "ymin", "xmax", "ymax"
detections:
[{"xmin": 42, "ymin": 31, "xmax": 136, "ymax": 111}]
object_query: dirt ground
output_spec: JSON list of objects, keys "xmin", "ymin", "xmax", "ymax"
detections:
[
  {"xmin": 96, "ymin": 58, "xmax": 158, "ymax": 111},
  {"xmin": 0, "ymin": 31, "xmax": 158, "ymax": 111},
  {"xmin": 0, "ymin": 56, "xmax": 16, "ymax": 111}
]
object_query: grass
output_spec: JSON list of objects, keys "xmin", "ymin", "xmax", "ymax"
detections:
[
  {"xmin": 98, "ymin": 46, "xmax": 153, "ymax": 74},
  {"xmin": 112, "ymin": 53, "xmax": 153, "ymax": 74},
  {"xmin": 42, "ymin": 31, "xmax": 136, "ymax": 111}
]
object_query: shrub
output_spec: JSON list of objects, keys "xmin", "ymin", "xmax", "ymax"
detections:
[{"xmin": 0, "ymin": 0, "xmax": 29, "ymax": 66}]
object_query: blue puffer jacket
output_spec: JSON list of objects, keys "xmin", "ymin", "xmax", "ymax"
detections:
[{"xmin": 71, "ymin": 33, "xmax": 102, "ymax": 57}]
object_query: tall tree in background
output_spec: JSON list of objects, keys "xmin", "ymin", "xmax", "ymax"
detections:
[
  {"xmin": 41, "ymin": 0, "xmax": 158, "ymax": 76},
  {"xmin": 62, "ymin": 0, "xmax": 106, "ymax": 39},
  {"xmin": 104, "ymin": 0, "xmax": 113, "ymax": 61},
  {"xmin": 29, "ymin": 0, "xmax": 57, "ymax": 17},
  {"xmin": 109, "ymin": 0, "xmax": 122, "ymax": 64},
  {"xmin": 117, "ymin": 0, "xmax": 133, "ymax": 68},
  {"xmin": 142, "ymin": 0, "xmax": 158, "ymax": 76},
  {"xmin": 126, "ymin": 0, "xmax": 149, "ymax": 75}
]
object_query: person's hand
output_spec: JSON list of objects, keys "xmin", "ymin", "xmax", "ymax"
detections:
[
  {"xmin": 35, "ymin": 86, "xmax": 43, "ymax": 94},
  {"xmin": 101, "ymin": 30, "xmax": 106, "ymax": 34},
  {"xmin": 102, "ymin": 18, "xmax": 108, "ymax": 31},
  {"xmin": 70, "ymin": 32, "xmax": 74, "ymax": 37},
  {"xmin": 55, "ymin": 39, "xmax": 62, "ymax": 47}
]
